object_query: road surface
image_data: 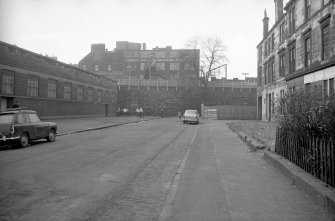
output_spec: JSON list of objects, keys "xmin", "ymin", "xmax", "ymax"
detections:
[{"xmin": 0, "ymin": 119, "xmax": 332, "ymax": 220}]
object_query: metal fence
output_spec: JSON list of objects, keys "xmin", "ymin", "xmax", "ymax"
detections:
[
  {"xmin": 117, "ymin": 79, "xmax": 257, "ymax": 89},
  {"xmin": 275, "ymin": 128, "xmax": 335, "ymax": 187}
]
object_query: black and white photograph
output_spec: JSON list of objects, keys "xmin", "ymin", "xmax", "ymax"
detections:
[{"xmin": 0, "ymin": 0, "xmax": 335, "ymax": 220}]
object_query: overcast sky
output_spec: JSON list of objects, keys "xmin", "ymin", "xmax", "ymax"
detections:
[{"xmin": 0, "ymin": 0, "xmax": 277, "ymax": 79}]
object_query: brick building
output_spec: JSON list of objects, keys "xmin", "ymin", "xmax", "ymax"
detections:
[
  {"xmin": 78, "ymin": 41, "xmax": 200, "ymax": 83},
  {"xmin": 0, "ymin": 41, "xmax": 118, "ymax": 117},
  {"xmin": 257, "ymin": 0, "xmax": 335, "ymax": 120}
]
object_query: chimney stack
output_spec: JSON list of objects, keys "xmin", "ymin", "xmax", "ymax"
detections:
[
  {"xmin": 142, "ymin": 43, "xmax": 146, "ymax": 50},
  {"xmin": 274, "ymin": 0, "xmax": 283, "ymax": 22},
  {"xmin": 263, "ymin": 9, "xmax": 269, "ymax": 39}
]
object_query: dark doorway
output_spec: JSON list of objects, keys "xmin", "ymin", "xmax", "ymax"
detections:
[
  {"xmin": 105, "ymin": 104, "xmax": 109, "ymax": 117},
  {"xmin": 257, "ymin": 96, "xmax": 262, "ymax": 120}
]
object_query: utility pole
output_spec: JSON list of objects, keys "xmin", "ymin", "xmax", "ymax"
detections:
[{"xmin": 242, "ymin": 72, "xmax": 249, "ymax": 80}]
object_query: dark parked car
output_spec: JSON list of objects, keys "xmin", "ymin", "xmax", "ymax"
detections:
[
  {"xmin": 183, "ymin": 110, "xmax": 199, "ymax": 124},
  {"xmin": 0, "ymin": 108, "xmax": 57, "ymax": 148}
]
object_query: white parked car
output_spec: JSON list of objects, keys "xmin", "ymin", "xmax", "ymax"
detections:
[{"xmin": 183, "ymin": 110, "xmax": 199, "ymax": 124}]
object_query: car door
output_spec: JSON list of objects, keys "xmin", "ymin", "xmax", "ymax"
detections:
[
  {"xmin": 14, "ymin": 113, "xmax": 32, "ymax": 138},
  {"xmin": 27, "ymin": 113, "xmax": 47, "ymax": 139}
]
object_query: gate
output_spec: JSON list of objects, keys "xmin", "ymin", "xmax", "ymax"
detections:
[{"xmin": 202, "ymin": 105, "xmax": 217, "ymax": 119}]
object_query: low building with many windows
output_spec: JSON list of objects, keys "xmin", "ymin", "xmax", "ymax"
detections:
[
  {"xmin": 78, "ymin": 41, "xmax": 200, "ymax": 83},
  {"xmin": 257, "ymin": 0, "xmax": 335, "ymax": 121},
  {"xmin": 0, "ymin": 41, "xmax": 118, "ymax": 117}
]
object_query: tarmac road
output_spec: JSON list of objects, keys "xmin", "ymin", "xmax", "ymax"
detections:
[{"xmin": 0, "ymin": 118, "xmax": 332, "ymax": 220}]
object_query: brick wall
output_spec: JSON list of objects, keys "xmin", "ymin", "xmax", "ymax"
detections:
[
  {"xmin": 117, "ymin": 85, "xmax": 257, "ymax": 117},
  {"xmin": 0, "ymin": 41, "xmax": 117, "ymax": 117}
]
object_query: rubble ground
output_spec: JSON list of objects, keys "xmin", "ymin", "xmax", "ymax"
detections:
[{"xmin": 227, "ymin": 120, "xmax": 278, "ymax": 150}]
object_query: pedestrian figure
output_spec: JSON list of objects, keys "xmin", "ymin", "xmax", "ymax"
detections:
[
  {"xmin": 178, "ymin": 112, "xmax": 182, "ymax": 121},
  {"xmin": 160, "ymin": 107, "xmax": 164, "ymax": 118},
  {"xmin": 136, "ymin": 108, "xmax": 140, "ymax": 118},
  {"xmin": 12, "ymin": 101, "xmax": 19, "ymax": 108},
  {"xmin": 139, "ymin": 107, "xmax": 143, "ymax": 119}
]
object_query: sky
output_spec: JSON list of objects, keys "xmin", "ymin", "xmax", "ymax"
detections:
[{"xmin": 0, "ymin": 0, "xmax": 277, "ymax": 79}]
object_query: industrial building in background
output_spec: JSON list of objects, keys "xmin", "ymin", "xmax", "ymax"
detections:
[
  {"xmin": 78, "ymin": 41, "xmax": 200, "ymax": 83},
  {"xmin": 0, "ymin": 41, "xmax": 118, "ymax": 117},
  {"xmin": 257, "ymin": 0, "xmax": 335, "ymax": 121}
]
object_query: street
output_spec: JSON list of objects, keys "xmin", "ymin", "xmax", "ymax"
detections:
[{"xmin": 0, "ymin": 119, "xmax": 332, "ymax": 221}]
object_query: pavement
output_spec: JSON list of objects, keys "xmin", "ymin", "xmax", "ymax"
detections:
[
  {"xmin": 45, "ymin": 116, "xmax": 159, "ymax": 136},
  {"xmin": 232, "ymin": 126, "xmax": 335, "ymax": 218}
]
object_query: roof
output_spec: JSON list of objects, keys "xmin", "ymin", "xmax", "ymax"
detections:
[{"xmin": 0, "ymin": 108, "xmax": 36, "ymax": 114}]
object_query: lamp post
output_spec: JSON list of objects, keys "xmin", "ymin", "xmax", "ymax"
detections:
[
  {"xmin": 126, "ymin": 64, "xmax": 131, "ymax": 90},
  {"xmin": 241, "ymin": 72, "xmax": 249, "ymax": 80}
]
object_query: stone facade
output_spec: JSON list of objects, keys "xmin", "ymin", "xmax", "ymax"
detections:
[
  {"xmin": 78, "ymin": 41, "xmax": 200, "ymax": 83},
  {"xmin": 0, "ymin": 41, "xmax": 118, "ymax": 117},
  {"xmin": 257, "ymin": 0, "xmax": 335, "ymax": 121}
]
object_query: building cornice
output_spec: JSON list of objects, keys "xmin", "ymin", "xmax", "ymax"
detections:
[
  {"xmin": 284, "ymin": 0, "xmax": 296, "ymax": 11},
  {"xmin": 285, "ymin": 59, "xmax": 335, "ymax": 81},
  {"xmin": 0, "ymin": 41, "xmax": 117, "ymax": 84}
]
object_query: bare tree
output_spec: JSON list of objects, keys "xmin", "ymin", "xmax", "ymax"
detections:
[{"xmin": 186, "ymin": 36, "xmax": 228, "ymax": 104}]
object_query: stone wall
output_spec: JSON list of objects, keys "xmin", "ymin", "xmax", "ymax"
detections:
[{"xmin": 117, "ymin": 85, "xmax": 257, "ymax": 117}]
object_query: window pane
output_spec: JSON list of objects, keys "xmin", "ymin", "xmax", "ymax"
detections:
[{"xmin": 28, "ymin": 114, "xmax": 40, "ymax": 123}]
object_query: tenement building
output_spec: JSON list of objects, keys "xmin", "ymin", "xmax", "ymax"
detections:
[
  {"xmin": 0, "ymin": 41, "xmax": 117, "ymax": 117},
  {"xmin": 78, "ymin": 41, "xmax": 200, "ymax": 83},
  {"xmin": 257, "ymin": 0, "xmax": 335, "ymax": 121}
]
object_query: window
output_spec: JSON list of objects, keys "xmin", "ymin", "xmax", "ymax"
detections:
[
  {"xmin": 321, "ymin": 24, "xmax": 330, "ymax": 60},
  {"xmin": 64, "ymin": 84, "xmax": 71, "ymax": 100},
  {"xmin": 169, "ymin": 51, "xmax": 179, "ymax": 58},
  {"xmin": 2, "ymin": 73, "xmax": 14, "ymax": 95},
  {"xmin": 267, "ymin": 38, "xmax": 271, "ymax": 54},
  {"xmin": 289, "ymin": 44, "xmax": 296, "ymax": 74},
  {"xmin": 324, "ymin": 80, "xmax": 328, "ymax": 98},
  {"xmin": 305, "ymin": 83, "xmax": 311, "ymax": 92},
  {"xmin": 279, "ymin": 22, "xmax": 285, "ymax": 43},
  {"xmin": 184, "ymin": 63, "xmax": 190, "ymax": 70},
  {"xmin": 305, "ymin": 37, "xmax": 311, "ymax": 67},
  {"xmin": 140, "ymin": 51, "xmax": 152, "ymax": 58},
  {"xmin": 257, "ymin": 66, "xmax": 262, "ymax": 86},
  {"xmin": 330, "ymin": 78, "xmax": 334, "ymax": 95},
  {"xmin": 76, "ymin": 86, "xmax": 83, "ymax": 101},
  {"xmin": 271, "ymin": 92, "xmax": 275, "ymax": 115},
  {"xmin": 155, "ymin": 51, "xmax": 165, "ymax": 58},
  {"xmin": 270, "ymin": 59, "xmax": 274, "ymax": 83},
  {"xmin": 94, "ymin": 65, "xmax": 99, "ymax": 72},
  {"xmin": 28, "ymin": 113, "xmax": 40, "ymax": 123},
  {"xmin": 271, "ymin": 33, "xmax": 275, "ymax": 51},
  {"xmin": 264, "ymin": 41, "xmax": 268, "ymax": 57},
  {"xmin": 82, "ymin": 65, "xmax": 86, "ymax": 70},
  {"xmin": 97, "ymin": 90, "xmax": 102, "ymax": 103},
  {"xmin": 264, "ymin": 64, "xmax": 268, "ymax": 85},
  {"xmin": 305, "ymin": 0, "xmax": 311, "ymax": 21},
  {"xmin": 27, "ymin": 76, "xmax": 38, "ymax": 97},
  {"xmin": 48, "ymin": 80, "xmax": 57, "ymax": 98},
  {"xmin": 258, "ymin": 46, "xmax": 262, "ymax": 62},
  {"xmin": 156, "ymin": 63, "xmax": 165, "ymax": 71},
  {"xmin": 17, "ymin": 113, "xmax": 25, "ymax": 124},
  {"xmin": 108, "ymin": 65, "xmax": 112, "ymax": 72},
  {"xmin": 170, "ymin": 63, "xmax": 180, "ymax": 70},
  {"xmin": 88, "ymin": 89, "xmax": 93, "ymax": 102},
  {"xmin": 279, "ymin": 51, "xmax": 285, "ymax": 77},
  {"xmin": 288, "ymin": 6, "xmax": 296, "ymax": 34},
  {"xmin": 140, "ymin": 63, "xmax": 145, "ymax": 71}
]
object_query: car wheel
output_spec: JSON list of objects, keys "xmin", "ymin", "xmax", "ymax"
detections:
[
  {"xmin": 46, "ymin": 130, "xmax": 56, "ymax": 142},
  {"xmin": 19, "ymin": 133, "xmax": 29, "ymax": 148}
]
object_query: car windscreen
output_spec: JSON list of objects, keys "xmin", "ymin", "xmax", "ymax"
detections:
[
  {"xmin": 0, "ymin": 114, "xmax": 14, "ymax": 124},
  {"xmin": 184, "ymin": 110, "xmax": 197, "ymax": 116}
]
